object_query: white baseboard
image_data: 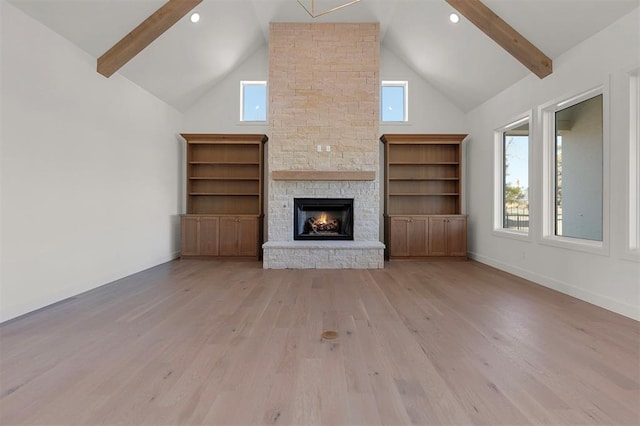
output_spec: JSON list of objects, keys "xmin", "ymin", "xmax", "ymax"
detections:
[{"xmin": 468, "ymin": 251, "xmax": 640, "ymax": 321}]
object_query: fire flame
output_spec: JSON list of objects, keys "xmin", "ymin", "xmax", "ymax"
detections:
[{"xmin": 317, "ymin": 213, "xmax": 328, "ymax": 224}]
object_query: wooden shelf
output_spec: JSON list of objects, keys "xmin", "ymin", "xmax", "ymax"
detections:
[
  {"xmin": 180, "ymin": 134, "xmax": 268, "ymax": 143},
  {"xmin": 189, "ymin": 161, "xmax": 260, "ymax": 165},
  {"xmin": 382, "ymin": 131, "xmax": 465, "ymax": 214},
  {"xmin": 188, "ymin": 177, "xmax": 259, "ymax": 181},
  {"xmin": 389, "ymin": 162, "xmax": 459, "ymax": 165}
]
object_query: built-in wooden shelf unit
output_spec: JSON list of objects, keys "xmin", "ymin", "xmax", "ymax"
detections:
[
  {"xmin": 180, "ymin": 133, "xmax": 267, "ymax": 259},
  {"xmin": 381, "ymin": 134, "xmax": 468, "ymax": 260}
]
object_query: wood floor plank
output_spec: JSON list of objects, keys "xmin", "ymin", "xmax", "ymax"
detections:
[{"xmin": 1, "ymin": 259, "xmax": 638, "ymax": 425}]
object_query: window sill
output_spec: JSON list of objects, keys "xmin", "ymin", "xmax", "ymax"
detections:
[
  {"xmin": 380, "ymin": 121, "xmax": 412, "ymax": 126},
  {"xmin": 238, "ymin": 121, "xmax": 267, "ymax": 126},
  {"xmin": 492, "ymin": 228, "xmax": 531, "ymax": 242},
  {"xmin": 540, "ymin": 235, "xmax": 609, "ymax": 256}
]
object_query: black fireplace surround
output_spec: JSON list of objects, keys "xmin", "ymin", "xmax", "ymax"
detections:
[{"xmin": 294, "ymin": 198, "xmax": 354, "ymax": 240}]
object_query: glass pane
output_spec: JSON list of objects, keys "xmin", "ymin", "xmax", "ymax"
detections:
[
  {"xmin": 381, "ymin": 85, "xmax": 405, "ymax": 121},
  {"xmin": 555, "ymin": 95, "xmax": 603, "ymax": 241},
  {"xmin": 242, "ymin": 84, "xmax": 266, "ymax": 121},
  {"xmin": 503, "ymin": 123, "xmax": 529, "ymax": 231}
]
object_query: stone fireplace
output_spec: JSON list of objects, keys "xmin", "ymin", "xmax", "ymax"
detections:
[{"xmin": 262, "ymin": 22, "xmax": 384, "ymax": 269}]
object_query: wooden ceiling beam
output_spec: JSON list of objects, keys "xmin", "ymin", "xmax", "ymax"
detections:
[
  {"xmin": 97, "ymin": 0, "xmax": 202, "ymax": 78},
  {"xmin": 445, "ymin": 0, "xmax": 552, "ymax": 79}
]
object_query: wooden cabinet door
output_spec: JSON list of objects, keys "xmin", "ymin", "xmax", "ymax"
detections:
[
  {"xmin": 219, "ymin": 217, "xmax": 238, "ymax": 256},
  {"xmin": 446, "ymin": 216, "xmax": 467, "ymax": 257},
  {"xmin": 219, "ymin": 217, "xmax": 259, "ymax": 257},
  {"xmin": 389, "ymin": 217, "xmax": 411, "ymax": 257},
  {"xmin": 428, "ymin": 217, "xmax": 448, "ymax": 256},
  {"xmin": 389, "ymin": 216, "xmax": 428, "ymax": 257},
  {"xmin": 408, "ymin": 217, "xmax": 429, "ymax": 257},
  {"xmin": 428, "ymin": 216, "xmax": 467, "ymax": 257},
  {"xmin": 181, "ymin": 216, "xmax": 200, "ymax": 256},
  {"xmin": 237, "ymin": 217, "xmax": 259, "ymax": 257},
  {"xmin": 199, "ymin": 217, "xmax": 219, "ymax": 256}
]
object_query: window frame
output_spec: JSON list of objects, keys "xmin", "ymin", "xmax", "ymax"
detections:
[
  {"xmin": 540, "ymin": 85, "xmax": 610, "ymax": 255},
  {"xmin": 493, "ymin": 112, "xmax": 533, "ymax": 241},
  {"xmin": 240, "ymin": 81, "xmax": 267, "ymax": 123},
  {"xmin": 381, "ymin": 81, "xmax": 408, "ymax": 122},
  {"xmin": 627, "ymin": 68, "xmax": 640, "ymax": 259}
]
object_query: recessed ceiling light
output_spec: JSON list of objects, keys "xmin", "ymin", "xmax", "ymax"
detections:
[
  {"xmin": 190, "ymin": 12, "xmax": 200, "ymax": 23},
  {"xmin": 449, "ymin": 13, "xmax": 460, "ymax": 24}
]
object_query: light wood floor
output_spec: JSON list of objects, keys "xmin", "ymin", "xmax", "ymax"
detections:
[{"xmin": 1, "ymin": 260, "xmax": 638, "ymax": 425}]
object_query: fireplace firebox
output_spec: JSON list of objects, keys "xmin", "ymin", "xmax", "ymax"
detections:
[{"xmin": 294, "ymin": 198, "xmax": 354, "ymax": 240}]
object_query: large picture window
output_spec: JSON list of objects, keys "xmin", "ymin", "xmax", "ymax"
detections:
[
  {"xmin": 541, "ymin": 86, "xmax": 607, "ymax": 252},
  {"xmin": 494, "ymin": 115, "xmax": 530, "ymax": 236},
  {"xmin": 554, "ymin": 94, "xmax": 603, "ymax": 241}
]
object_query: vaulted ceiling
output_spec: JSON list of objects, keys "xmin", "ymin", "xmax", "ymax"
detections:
[{"xmin": 8, "ymin": 0, "xmax": 639, "ymax": 112}]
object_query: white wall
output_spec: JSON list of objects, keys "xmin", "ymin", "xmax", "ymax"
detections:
[
  {"xmin": 184, "ymin": 45, "xmax": 269, "ymax": 133},
  {"xmin": 379, "ymin": 46, "xmax": 467, "ymax": 135},
  {"xmin": 0, "ymin": 1, "xmax": 183, "ymax": 322},
  {"xmin": 465, "ymin": 8, "xmax": 640, "ymax": 320}
]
